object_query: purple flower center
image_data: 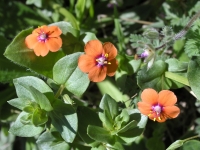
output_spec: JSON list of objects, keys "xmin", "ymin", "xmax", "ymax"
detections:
[
  {"xmin": 149, "ymin": 104, "xmax": 163, "ymax": 121},
  {"xmin": 38, "ymin": 32, "xmax": 48, "ymax": 42},
  {"xmin": 96, "ymin": 53, "xmax": 110, "ymax": 67}
]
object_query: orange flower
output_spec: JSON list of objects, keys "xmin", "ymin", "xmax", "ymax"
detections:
[
  {"xmin": 78, "ymin": 40, "xmax": 118, "ymax": 82},
  {"xmin": 137, "ymin": 88, "xmax": 180, "ymax": 122},
  {"xmin": 25, "ymin": 25, "xmax": 62, "ymax": 57}
]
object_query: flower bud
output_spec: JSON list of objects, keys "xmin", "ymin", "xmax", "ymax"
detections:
[{"xmin": 143, "ymin": 28, "xmax": 159, "ymax": 39}]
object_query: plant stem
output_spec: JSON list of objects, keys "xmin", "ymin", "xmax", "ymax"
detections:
[
  {"xmin": 155, "ymin": 10, "xmax": 200, "ymax": 50},
  {"xmin": 183, "ymin": 135, "xmax": 199, "ymax": 142},
  {"xmin": 55, "ymin": 84, "xmax": 65, "ymax": 98}
]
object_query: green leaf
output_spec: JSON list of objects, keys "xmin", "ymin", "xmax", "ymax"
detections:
[
  {"xmin": 27, "ymin": 86, "xmax": 53, "ymax": 111},
  {"xmin": 26, "ymin": 0, "xmax": 42, "ymax": 7},
  {"xmin": 9, "ymin": 112, "xmax": 44, "ymax": 137},
  {"xmin": 75, "ymin": 0, "xmax": 86, "ymax": 21},
  {"xmin": 32, "ymin": 109, "xmax": 48, "ymax": 126},
  {"xmin": 23, "ymin": 105, "xmax": 35, "ymax": 114},
  {"xmin": 165, "ymin": 72, "xmax": 189, "ymax": 86},
  {"xmin": 52, "ymin": 3, "xmax": 79, "ymax": 29},
  {"xmin": 187, "ymin": 56, "xmax": 200, "ymax": 99},
  {"xmin": 97, "ymin": 79, "xmax": 129, "ymax": 103},
  {"xmin": 77, "ymin": 106, "xmax": 102, "ymax": 145},
  {"xmin": 99, "ymin": 94, "xmax": 118, "ymax": 130},
  {"xmin": 182, "ymin": 140, "xmax": 200, "ymax": 150},
  {"xmin": 8, "ymin": 98, "xmax": 32, "ymax": 110},
  {"xmin": 53, "ymin": 52, "xmax": 90, "ymax": 96},
  {"xmin": 20, "ymin": 113, "xmax": 32, "ymax": 124},
  {"xmin": 0, "ymin": 36, "xmax": 34, "ymax": 83},
  {"xmin": 130, "ymin": 34, "xmax": 151, "ymax": 48},
  {"xmin": 50, "ymin": 21, "xmax": 80, "ymax": 37},
  {"xmin": 13, "ymin": 76, "xmax": 53, "ymax": 100},
  {"xmin": 166, "ymin": 140, "xmax": 184, "ymax": 150},
  {"xmin": 15, "ymin": 76, "xmax": 53, "ymax": 93},
  {"xmin": 117, "ymin": 120, "xmax": 138, "ymax": 134},
  {"xmin": 116, "ymin": 109, "xmax": 148, "ymax": 143},
  {"xmin": 114, "ymin": 19, "xmax": 125, "ymax": 51},
  {"xmin": 4, "ymin": 28, "xmax": 64, "ymax": 78},
  {"xmin": 184, "ymin": 19, "xmax": 200, "ymax": 58},
  {"xmin": 87, "ymin": 125, "xmax": 113, "ymax": 143},
  {"xmin": 80, "ymin": 32, "xmax": 98, "ymax": 44},
  {"xmin": 165, "ymin": 58, "xmax": 188, "ymax": 72},
  {"xmin": 128, "ymin": 59, "xmax": 142, "ymax": 74},
  {"xmin": 37, "ymin": 131, "xmax": 70, "ymax": 150},
  {"xmin": 137, "ymin": 60, "xmax": 171, "ymax": 91},
  {"xmin": 49, "ymin": 100, "xmax": 78, "ymax": 143}
]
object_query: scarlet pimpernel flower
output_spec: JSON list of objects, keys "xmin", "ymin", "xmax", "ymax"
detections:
[
  {"xmin": 78, "ymin": 40, "xmax": 118, "ymax": 82},
  {"xmin": 25, "ymin": 25, "xmax": 62, "ymax": 57},
  {"xmin": 137, "ymin": 88, "xmax": 180, "ymax": 122}
]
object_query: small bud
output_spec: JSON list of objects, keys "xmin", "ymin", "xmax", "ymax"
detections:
[
  {"xmin": 143, "ymin": 28, "xmax": 159, "ymax": 39},
  {"xmin": 135, "ymin": 44, "xmax": 156, "ymax": 70}
]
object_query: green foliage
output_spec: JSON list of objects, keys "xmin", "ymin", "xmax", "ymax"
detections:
[
  {"xmin": 2, "ymin": 0, "xmax": 200, "ymax": 149},
  {"xmin": 87, "ymin": 94, "xmax": 147, "ymax": 149},
  {"xmin": 185, "ymin": 19, "xmax": 200, "ymax": 58},
  {"xmin": 187, "ymin": 56, "xmax": 200, "ymax": 100},
  {"xmin": 137, "ymin": 60, "xmax": 169, "ymax": 91},
  {"xmin": 49, "ymin": 100, "xmax": 78, "ymax": 143},
  {"xmin": 53, "ymin": 52, "xmax": 90, "ymax": 96}
]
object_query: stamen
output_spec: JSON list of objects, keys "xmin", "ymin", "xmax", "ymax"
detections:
[
  {"xmin": 96, "ymin": 54, "xmax": 111, "ymax": 66},
  {"xmin": 153, "ymin": 118, "xmax": 156, "ymax": 121},
  {"xmin": 158, "ymin": 117, "xmax": 161, "ymax": 120}
]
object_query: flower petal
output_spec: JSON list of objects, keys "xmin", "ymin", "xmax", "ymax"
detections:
[
  {"xmin": 25, "ymin": 34, "xmax": 38, "ymax": 49},
  {"xmin": 158, "ymin": 90, "xmax": 177, "ymax": 106},
  {"xmin": 33, "ymin": 25, "xmax": 48, "ymax": 34},
  {"xmin": 78, "ymin": 55, "xmax": 96, "ymax": 73},
  {"xmin": 137, "ymin": 102, "xmax": 152, "ymax": 116},
  {"xmin": 103, "ymin": 42, "xmax": 117, "ymax": 60},
  {"xmin": 107, "ymin": 59, "xmax": 118, "ymax": 76},
  {"xmin": 48, "ymin": 26, "xmax": 62, "ymax": 37},
  {"xmin": 34, "ymin": 42, "xmax": 48, "ymax": 57},
  {"xmin": 141, "ymin": 88, "xmax": 158, "ymax": 105},
  {"xmin": 84, "ymin": 40, "xmax": 103, "ymax": 56},
  {"xmin": 88, "ymin": 66, "xmax": 107, "ymax": 82},
  {"xmin": 162, "ymin": 106, "xmax": 180, "ymax": 119},
  {"xmin": 46, "ymin": 37, "xmax": 62, "ymax": 52}
]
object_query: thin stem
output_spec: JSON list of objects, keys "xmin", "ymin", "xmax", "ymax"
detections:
[
  {"xmin": 155, "ymin": 10, "xmax": 200, "ymax": 50},
  {"xmin": 55, "ymin": 84, "xmax": 65, "ymax": 98},
  {"xmin": 183, "ymin": 135, "xmax": 199, "ymax": 142}
]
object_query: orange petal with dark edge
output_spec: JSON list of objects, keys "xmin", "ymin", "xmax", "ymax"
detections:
[
  {"xmin": 88, "ymin": 66, "xmax": 107, "ymax": 82},
  {"xmin": 162, "ymin": 106, "xmax": 180, "ymax": 119},
  {"xmin": 103, "ymin": 42, "xmax": 117, "ymax": 60},
  {"xmin": 25, "ymin": 34, "xmax": 38, "ymax": 49},
  {"xmin": 48, "ymin": 26, "xmax": 62, "ymax": 37},
  {"xmin": 78, "ymin": 55, "xmax": 96, "ymax": 73},
  {"xmin": 34, "ymin": 42, "xmax": 48, "ymax": 57},
  {"xmin": 46, "ymin": 37, "xmax": 62, "ymax": 52},
  {"xmin": 137, "ymin": 102, "xmax": 152, "ymax": 115},
  {"xmin": 107, "ymin": 59, "xmax": 118, "ymax": 76},
  {"xmin": 158, "ymin": 90, "xmax": 177, "ymax": 106},
  {"xmin": 141, "ymin": 88, "xmax": 158, "ymax": 105},
  {"xmin": 84, "ymin": 40, "xmax": 103, "ymax": 56}
]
